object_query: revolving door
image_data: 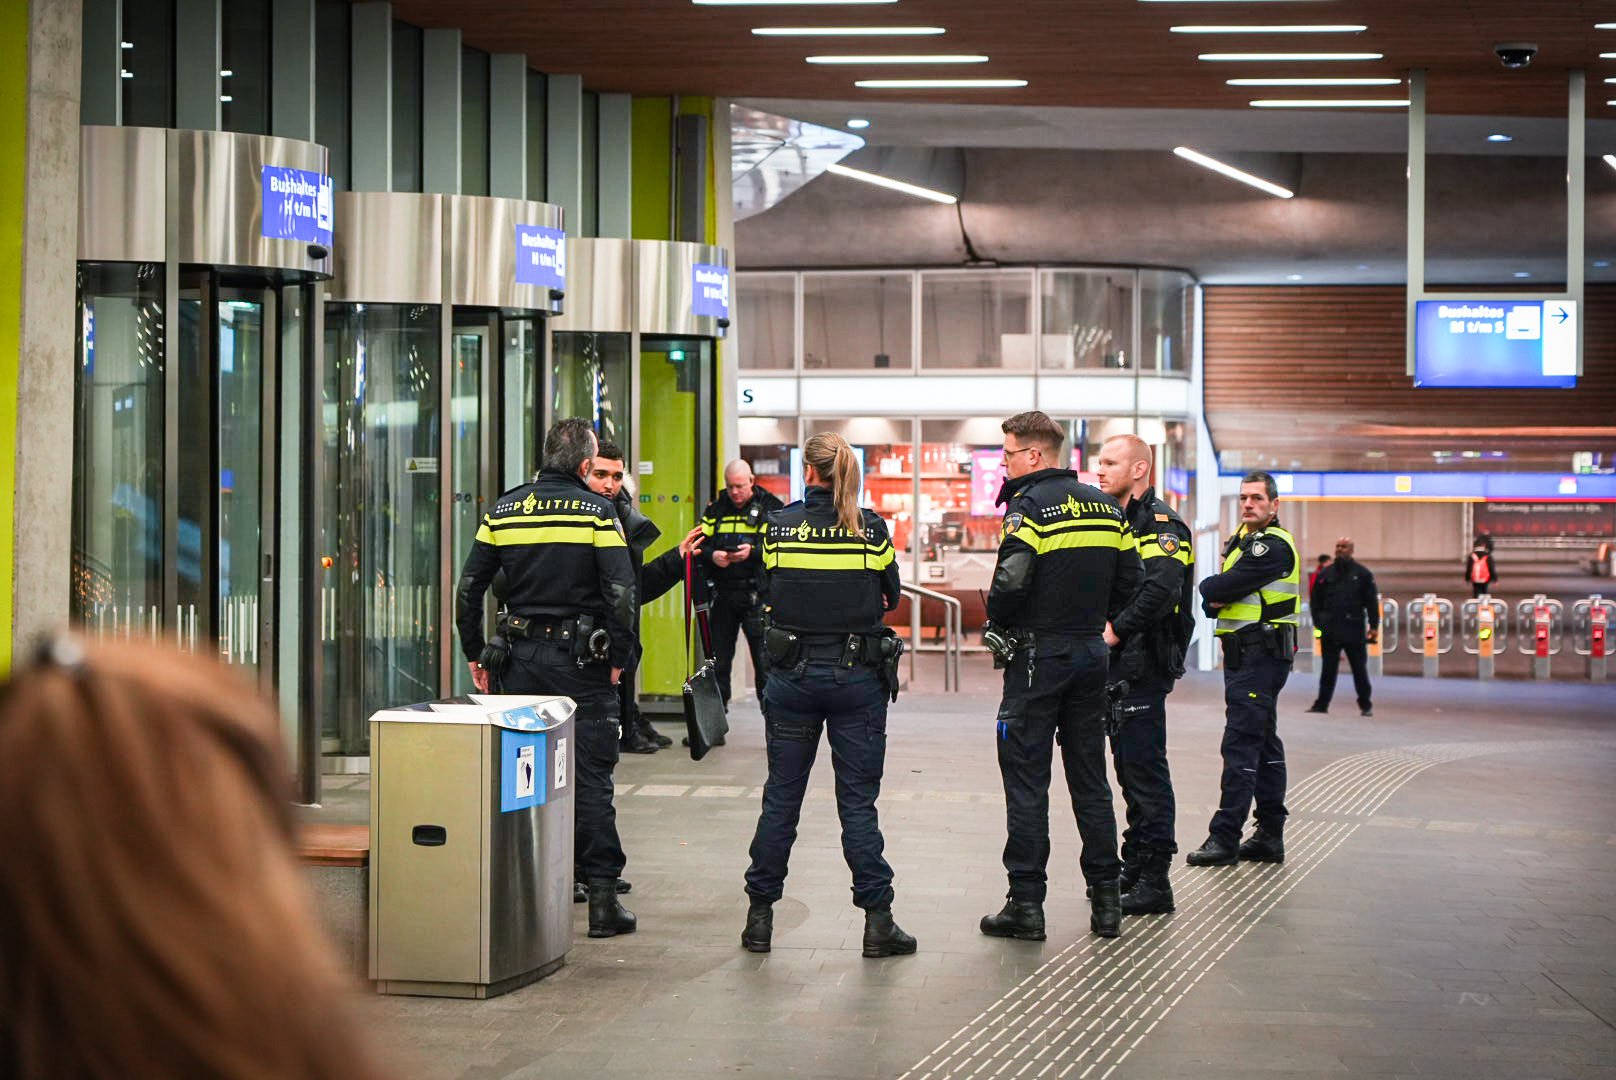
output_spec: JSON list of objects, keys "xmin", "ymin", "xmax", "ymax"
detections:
[
  {"xmin": 73, "ymin": 127, "xmax": 330, "ymax": 705},
  {"xmin": 321, "ymin": 193, "xmax": 564, "ymax": 760}
]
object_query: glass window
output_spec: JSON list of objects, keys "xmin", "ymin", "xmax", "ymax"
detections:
[
  {"xmin": 121, "ymin": 0, "xmax": 175, "ymax": 128},
  {"xmin": 1140, "ymin": 270, "xmax": 1193, "ymax": 374},
  {"xmin": 215, "ymin": 295, "xmax": 266, "ymax": 668},
  {"xmin": 804, "ymin": 418, "xmax": 914, "ymax": 565},
  {"xmin": 461, "ymin": 46, "xmax": 490, "ymax": 197},
  {"xmin": 73, "ymin": 264, "xmax": 166, "ymax": 635},
  {"xmin": 551, "ymin": 332, "xmax": 631, "ymax": 451},
  {"xmin": 920, "ymin": 271, "xmax": 1034, "ymax": 370},
  {"xmin": 1041, "ymin": 270, "xmax": 1134, "ymax": 370},
  {"xmin": 581, "ymin": 90, "xmax": 599, "ymax": 236},
  {"xmin": 913, "ymin": 418, "xmax": 1009, "ymax": 630},
  {"xmin": 220, "ymin": 0, "xmax": 271, "ymax": 135},
  {"xmin": 525, "ymin": 71, "xmax": 547, "ymax": 201},
  {"xmin": 737, "ymin": 274, "xmax": 795, "ymax": 370},
  {"xmin": 315, "ymin": 0, "xmax": 351, "ymax": 189},
  {"xmin": 738, "ymin": 417, "xmax": 797, "ymax": 504},
  {"xmin": 802, "ymin": 273, "xmax": 911, "ymax": 370},
  {"xmin": 391, "ymin": 21, "xmax": 423, "ymax": 193}
]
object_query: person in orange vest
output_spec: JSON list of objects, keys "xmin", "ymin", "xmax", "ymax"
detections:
[{"xmin": 1465, "ymin": 540, "xmax": 1498, "ymax": 598}]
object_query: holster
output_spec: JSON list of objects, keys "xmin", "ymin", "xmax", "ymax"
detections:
[
  {"xmin": 874, "ymin": 629, "xmax": 904, "ymax": 703},
  {"xmin": 982, "ymin": 622, "xmax": 1026, "ymax": 669},
  {"xmin": 1221, "ymin": 633, "xmax": 1245, "ymax": 672},
  {"xmin": 763, "ymin": 623, "xmax": 802, "ymax": 668},
  {"xmin": 1104, "ymin": 679, "xmax": 1131, "ymax": 738},
  {"xmin": 572, "ymin": 613, "xmax": 611, "ymax": 668}
]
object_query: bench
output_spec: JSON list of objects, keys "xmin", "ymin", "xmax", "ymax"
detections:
[{"xmin": 297, "ymin": 824, "xmax": 369, "ymax": 976}]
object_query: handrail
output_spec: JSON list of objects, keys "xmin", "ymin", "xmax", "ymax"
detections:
[{"xmin": 900, "ymin": 582, "xmax": 962, "ymax": 692}]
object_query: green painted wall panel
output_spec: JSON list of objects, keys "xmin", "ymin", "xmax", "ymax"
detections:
[
  {"xmin": 635, "ymin": 348, "xmax": 699, "ymax": 697},
  {"xmin": 0, "ymin": 1, "xmax": 28, "ymax": 674},
  {"xmin": 631, "ymin": 96, "xmax": 672, "ymax": 241}
]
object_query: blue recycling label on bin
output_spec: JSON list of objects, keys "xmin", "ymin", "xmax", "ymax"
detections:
[
  {"xmin": 260, "ymin": 166, "xmax": 334, "ymax": 246},
  {"xmin": 515, "ymin": 225, "xmax": 566, "ymax": 290},
  {"xmin": 500, "ymin": 729, "xmax": 548, "ymax": 812},
  {"xmin": 692, "ymin": 263, "xmax": 730, "ymax": 319}
]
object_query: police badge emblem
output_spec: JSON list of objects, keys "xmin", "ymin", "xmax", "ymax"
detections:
[
  {"xmin": 1251, "ymin": 540, "xmax": 1269, "ymax": 557},
  {"xmin": 522, "ymin": 492, "xmax": 537, "ymax": 514},
  {"xmin": 1002, "ymin": 512, "xmax": 1024, "ymax": 539},
  {"xmin": 1158, "ymin": 533, "xmax": 1179, "ymax": 556}
]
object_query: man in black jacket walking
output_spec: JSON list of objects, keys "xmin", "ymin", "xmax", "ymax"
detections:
[{"xmin": 1307, "ymin": 537, "xmax": 1379, "ymax": 718}]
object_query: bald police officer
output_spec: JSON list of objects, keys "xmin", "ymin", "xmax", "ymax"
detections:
[{"xmin": 1187, "ymin": 470, "xmax": 1300, "ymax": 868}]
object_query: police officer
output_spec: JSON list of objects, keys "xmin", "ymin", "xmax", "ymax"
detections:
[
  {"xmin": 741, "ymin": 432, "xmax": 914, "ymax": 958},
  {"xmin": 698, "ymin": 460, "xmax": 784, "ymax": 705},
  {"xmin": 979, "ymin": 411, "xmax": 1142, "ymax": 941},
  {"xmin": 1094, "ymin": 434, "xmax": 1195, "ymax": 916},
  {"xmin": 1187, "ymin": 470, "xmax": 1300, "ymax": 868},
  {"xmin": 457, "ymin": 418, "xmax": 640, "ymax": 938}
]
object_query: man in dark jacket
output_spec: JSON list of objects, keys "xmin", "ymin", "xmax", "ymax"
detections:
[
  {"xmin": 698, "ymin": 460, "xmax": 784, "ymax": 705},
  {"xmin": 1307, "ymin": 536, "xmax": 1379, "ymax": 717}
]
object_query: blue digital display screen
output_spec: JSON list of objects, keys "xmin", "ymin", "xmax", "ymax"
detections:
[{"xmin": 1413, "ymin": 299, "xmax": 1577, "ymax": 389}]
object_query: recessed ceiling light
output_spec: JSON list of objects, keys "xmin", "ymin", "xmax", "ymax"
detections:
[
  {"xmin": 855, "ymin": 78, "xmax": 1028, "ymax": 88},
  {"xmin": 120, "ymin": 68, "xmax": 133, "ymax": 78},
  {"xmin": 1200, "ymin": 52, "xmax": 1383, "ymax": 61},
  {"xmin": 1172, "ymin": 25, "xmax": 1367, "ymax": 34},
  {"xmin": 846, "ymin": 117, "xmax": 871, "ymax": 128},
  {"xmin": 220, "ymin": 68, "xmax": 233, "ymax": 77},
  {"xmin": 1285, "ymin": 273, "xmax": 1304, "ymax": 281},
  {"xmin": 753, "ymin": 26, "xmax": 945, "ymax": 35},
  {"xmin": 120, "ymin": 40, "xmax": 133, "ymax": 48},
  {"xmin": 1487, "ymin": 133, "xmax": 1513, "ymax": 142},
  {"xmin": 695, "ymin": 1, "xmax": 897, "ymax": 5},
  {"xmin": 1512, "ymin": 271, "xmax": 1531, "ymax": 278},
  {"xmin": 1598, "ymin": 22, "xmax": 1616, "ymax": 29},
  {"xmin": 1172, "ymin": 146, "xmax": 1294, "ymax": 198},
  {"xmin": 1227, "ymin": 77, "xmax": 1400, "ymax": 86},
  {"xmin": 1356, "ymin": 264, "xmax": 1370, "ymax": 270},
  {"xmin": 1594, "ymin": 260, "xmax": 1611, "ymax": 268},
  {"xmin": 825, "ymin": 162, "xmax": 957, "ymax": 203},
  {"xmin": 1249, "ymin": 98, "xmax": 1409, "ymax": 108},
  {"xmin": 807, "ymin": 54, "xmax": 989, "ymax": 63}
]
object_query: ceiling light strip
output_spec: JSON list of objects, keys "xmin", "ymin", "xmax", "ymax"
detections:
[
  {"xmin": 807, "ymin": 54, "xmax": 989, "ymax": 63},
  {"xmin": 825, "ymin": 162, "xmax": 958, "ymax": 203},
  {"xmin": 1228, "ymin": 77, "xmax": 1400, "ymax": 86},
  {"xmin": 1171, "ymin": 25, "xmax": 1368, "ymax": 33},
  {"xmin": 695, "ymin": 1, "xmax": 898, "ymax": 6},
  {"xmin": 1199, "ymin": 52, "xmax": 1383, "ymax": 61},
  {"xmin": 1604, "ymin": 155, "xmax": 1616, "ymax": 172},
  {"xmin": 1172, "ymin": 146, "xmax": 1294, "ymax": 198},
  {"xmin": 1249, "ymin": 98, "xmax": 1409, "ymax": 108},
  {"xmin": 855, "ymin": 78, "xmax": 1028, "ymax": 88},
  {"xmin": 752, "ymin": 26, "xmax": 947, "ymax": 35}
]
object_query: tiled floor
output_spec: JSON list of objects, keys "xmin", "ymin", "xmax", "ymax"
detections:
[{"xmin": 337, "ymin": 664, "xmax": 1616, "ymax": 1080}]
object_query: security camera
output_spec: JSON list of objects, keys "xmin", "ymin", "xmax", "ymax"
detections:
[{"xmin": 1494, "ymin": 42, "xmax": 1537, "ymax": 69}]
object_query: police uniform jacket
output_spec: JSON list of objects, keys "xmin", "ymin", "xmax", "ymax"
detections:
[
  {"xmin": 1199, "ymin": 519, "xmax": 1300, "ymax": 634},
  {"xmin": 700, "ymin": 488, "xmax": 785, "ymax": 593},
  {"xmin": 1308, "ymin": 556, "xmax": 1379, "ymax": 643},
  {"xmin": 760, "ymin": 486, "xmax": 901, "ymax": 637},
  {"xmin": 987, "ymin": 467, "xmax": 1143, "ymax": 638},
  {"xmin": 456, "ymin": 469, "xmax": 637, "ymax": 668},
  {"xmin": 1110, "ymin": 487, "xmax": 1195, "ymax": 678}
]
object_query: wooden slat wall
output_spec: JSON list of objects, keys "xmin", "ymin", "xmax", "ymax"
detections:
[{"xmin": 1203, "ymin": 285, "xmax": 1616, "ymax": 469}]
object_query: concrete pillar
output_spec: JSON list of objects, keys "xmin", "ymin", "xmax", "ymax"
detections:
[
  {"xmin": 173, "ymin": 0, "xmax": 220, "ymax": 130},
  {"xmin": 488, "ymin": 53, "xmax": 526, "ymax": 199},
  {"xmin": 5, "ymin": 0, "xmax": 82, "ymax": 670},
  {"xmin": 80, "ymin": 0, "xmax": 119, "ymax": 126},
  {"xmin": 596, "ymin": 93, "xmax": 631, "ymax": 238},
  {"xmin": 421, "ymin": 28, "xmax": 461, "ymax": 194},
  {"xmin": 546, "ymin": 74, "xmax": 582, "ymax": 232},
  {"xmin": 271, "ymin": 0, "xmax": 315, "ymax": 140},
  {"xmin": 349, "ymin": 1, "xmax": 392, "ymax": 192}
]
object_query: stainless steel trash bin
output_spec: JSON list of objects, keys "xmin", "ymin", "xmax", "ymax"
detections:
[{"xmin": 368, "ymin": 694, "xmax": 575, "ymax": 998}]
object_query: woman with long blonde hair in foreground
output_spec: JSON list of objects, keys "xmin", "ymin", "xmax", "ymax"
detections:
[{"xmin": 0, "ymin": 637, "xmax": 389, "ymax": 1079}]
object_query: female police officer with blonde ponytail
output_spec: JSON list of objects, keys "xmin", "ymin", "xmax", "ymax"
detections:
[{"xmin": 740, "ymin": 432, "xmax": 915, "ymax": 958}]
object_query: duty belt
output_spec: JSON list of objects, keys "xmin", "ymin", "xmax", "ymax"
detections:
[
  {"xmin": 503, "ymin": 614, "xmax": 575, "ymax": 642},
  {"xmin": 798, "ymin": 634, "xmax": 876, "ymax": 664}
]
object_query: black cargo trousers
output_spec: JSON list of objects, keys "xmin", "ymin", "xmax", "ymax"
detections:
[
  {"xmin": 1109, "ymin": 677, "xmax": 1178, "ymax": 859},
  {"xmin": 502, "ymin": 637, "xmax": 627, "ymax": 884}
]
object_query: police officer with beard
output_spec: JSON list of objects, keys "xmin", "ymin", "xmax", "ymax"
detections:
[
  {"xmin": 979, "ymin": 411, "xmax": 1142, "ymax": 942},
  {"xmin": 457, "ymin": 419, "xmax": 639, "ymax": 938},
  {"xmin": 1094, "ymin": 434, "xmax": 1195, "ymax": 917}
]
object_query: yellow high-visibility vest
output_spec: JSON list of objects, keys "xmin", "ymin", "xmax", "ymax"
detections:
[{"xmin": 1214, "ymin": 525, "xmax": 1300, "ymax": 637}]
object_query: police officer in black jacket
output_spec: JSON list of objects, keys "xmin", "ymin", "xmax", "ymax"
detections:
[
  {"xmin": 457, "ymin": 418, "xmax": 640, "ymax": 939},
  {"xmin": 1307, "ymin": 536, "xmax": 1379, "ymax": 717},
  {"xmin": 698, "ymin": 461, "xmax": 784, "ymax": 705},
  {"xmin": 1094, "ymin": 434, "xmax": 1195, "ymax": 917},
  {"xmin": 979, "ymin": 412, "xmax": 1143, "ymax": 942},
  {"xmin": 741, "ymin": 432, "xmax": 914, "ymax": 959}
]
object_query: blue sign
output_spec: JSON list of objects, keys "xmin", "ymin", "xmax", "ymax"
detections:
[
  {"xmin": 259, "ymin": 166, "xmax": 333, "ymax": 246},
  {"xmin": 514, "ymin": 225, "xmax": 566, "ymax": 290},
  {"xmin": 1249, "ymin": 471, "xmax": 1616, "ymax": 502},
  {"xmin": 499, "ymin": 729, "xmax": 548, "ymax": 813},
  {"xmin": 692, "ymin": 263, "xmax": 730, "ymax": 319},
  {"xmin": 1413, "ymin": 299, "xmax": 1577, "ymax": 389}
]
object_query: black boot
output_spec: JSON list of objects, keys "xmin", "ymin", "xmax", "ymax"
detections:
[
  {"xmin": 980, "ymin": 899, "xmax": 1046, "ymax": 941},
  {"xmin": 1186, "ymin": 835, "xmax": 1239, "ymax": 866},
  {"xmin": 862, "ymin": 909, "xmax": 917, "ymax": 958},
  {"xmin": 587, "ymin": 881, "xmax": 637, "ymax": 938},
  {"xmin": 1089, "ymin": 880, "xmax": 1122, "ymax": 939},
  {"xmin": 1120, "ymin": 853, "xmax": 1175, "ymax": 916},
  {"xmin": 643, "ymin": 720, "xmax": 673, "ymax": 748},
  {"xmin": 616, "ymin": 879, "xmax": 632, "ymax": 894},
  {"xmin": 1119, "ymin": 847, "xmax": 1146, "ymax": 894},
  {"xmin": 621, "ymin": 725, "xmax": 659, "ymax": 754},
  {"xmin": 1238, "ymin": 828, "xmax": 1285, "ymax": 863},
  {"xmin": 573, "ymin": 881, "xmax": 587, "ymax": 904},
  {"xmin": 741, "ymin": 900, "xmax": 773, "ymax": 953}
]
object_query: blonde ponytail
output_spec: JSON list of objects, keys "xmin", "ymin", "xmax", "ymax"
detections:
[{"xmin": 803, "ymin": 432, "xmax": 865, "ymax": 535}]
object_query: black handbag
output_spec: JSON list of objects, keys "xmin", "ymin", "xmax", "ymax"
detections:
[{"xmin": 683, "ymin": 551, "xmax": 729, "ymax": 760}]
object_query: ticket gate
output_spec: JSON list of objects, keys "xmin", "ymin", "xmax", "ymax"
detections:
[
  {"xmin": 1460, "ymin": 596, "xmax": 1510, "ymax": 680},
  {"xmin": 1515, "ymin": 594, "xmax": 1565, "ymax": 680},
  {"xmin": 1404, "ymin": 593, "xmax": 1454, "ymax": 677},
  {"xmin": 1368, "ymin": 596, "xmax": 1397, "ymax": 677},
  {"xmin": 1571, "ymin": 595, "xmax": 1615, "ymax": 682},
  {"xmin": 1297, "ymin": 605, "xmax": 1316, "ymax": 673}
]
